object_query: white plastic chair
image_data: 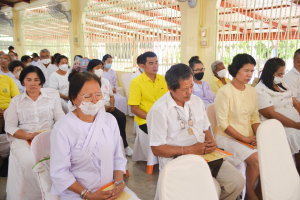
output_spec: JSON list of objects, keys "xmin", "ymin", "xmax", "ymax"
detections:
[
  {"xmin": 158, "ymin": 155, "xmax": 219, "ymax": 200},
  {"xmin": 31, "ymin": 130, "xmax": 60, "ymax": 200},
  {"xmin": 132, "ymin": 127, "xmax": 158, "ymax": 174},
  {"xmin": 121, "ymin": 72, "xmax": 134, "ymax": 117},
  {"xmin": 206, "ymin": 104, "xmax": 246, "ymax": 200},
  {"xmin": 257, "ymin": 119, "xmax": 300, "ymax": 200}
]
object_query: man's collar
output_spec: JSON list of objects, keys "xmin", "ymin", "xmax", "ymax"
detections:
[
  {"xmin": 142, "ymin": 72, "xmax": 159, "ymax": 82},
  {"xmin": 293, "ymin": 67, "xmax": 300, "ymax": 75},
  {"xmin": 166, "ymin": 91, "xmax": 191, "ymax": 111}
]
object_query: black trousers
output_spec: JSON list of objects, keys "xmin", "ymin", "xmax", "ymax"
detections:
[{"xmin": 108, "ymin": 108, "xmax": 129, "ymax": 148}]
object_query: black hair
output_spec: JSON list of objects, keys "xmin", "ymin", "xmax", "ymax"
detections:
[
  {"xmin": 19, "ymin": 65, "xmax": 45, "ymax": 86},
  {"xmin": 56, "ymin": 55, "xmax": 68, "ymax": 65},
  {"xmin": 293, "ymin": 49, "xmax": 300, "ymax": 62},
  {"xmin": 140, "ymin": 51, "xmax": 157, "ymax": 65},
  {"xmin": 137, "ymin": 54, "xmax": 143, "ymax": 64},
  {"xmin": 102, "ymin": 54, "xmax": 112, "ymax": 62},
  {"xmin": 87, "ymin": 59, "xmax": 103, "ymax": 72},
  {"xmin": 32, "ymin": 53, "xmax": 39, "ymax": 58},
  {"xmin": 189, "ymin": 60, "xmax": 203, "ymax": 71},
  {"xmin": 188, "ymin": 56, "xmax": 199, "ymax": 65},
  {"xmin": 8, "ymin": 60, "xmax": 24, "ymax": 72},
  {"xmin": 68, "ymin": 70, "xmax": 101, "ymax": 105},
  {"xmin": 74, "ymin": 55, "xmax": 83, "ymax": 61},
  {"xmin": 259, "ymin": 58, "xmax": 287, "ymax": 92},
  {"xmin": 14, "ymin": 52, "xmax": 18, "ymax": 56},
  {"xmin": 51, "ymin": 53, "xmax": 61, "ymax": 64},
  {"xmin": 21, "ymin": 55, "xmax": 31, "ymax": 63},
  {"xmin": 228, "ymin": 54, "xmax": 256, "ymax": 77},
  {"xmin": 8, "ymin": 46, "xmax": 14, "ymax": 51},
  {"xmin": 165, "ymin": 63, "xmax": 193, "ymax": 91}
]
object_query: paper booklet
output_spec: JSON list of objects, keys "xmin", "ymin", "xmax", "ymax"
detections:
[
  {"xmin": 27, "ymin": 130, "xmax": 48, "ymax": 146},
  {"xmin": 98, "ymin": 182, "xmax": 139, "ymax": 200},
  {"xmin": 199, "ymin": 148, "xmax": 233, "ymax": 162},
  {"xmin": 234, "ymin": 139, "xmax": 257, "ymax": 149}
]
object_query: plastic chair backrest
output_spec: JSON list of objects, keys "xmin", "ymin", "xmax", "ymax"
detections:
[
  {"xmin": 31, "ymin": 130, "xmax": 52, "ymax": 164},
  {"xmin": 206, "ymin": 104, "xmax": 218, "ymax": 135},
  {"xmin": 121, "ymin": 73, "xmax": 133, "ymax": 96},
  {"xmin": 158, "ymin": 155, "xmax": 218, "ymax": 200},
  {"xmin": 257, "ymin": 119, "xmax": 300, "ymax": 200}
]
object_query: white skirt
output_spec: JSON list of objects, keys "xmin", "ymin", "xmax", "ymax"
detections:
[
  {"xmin": 214, "ymin": 134, "xmax": 257, "ymax": 166},
  {"xmin": 284, "ymin": 127, "xmax": 300, "ymax": 155}
]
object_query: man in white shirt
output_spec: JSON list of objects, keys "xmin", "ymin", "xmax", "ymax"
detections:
[
  {"xmin": 0, "ymin": 54, "xmax": 15, "ymax": 79},
  {"xmin": 36, "ymin": 49, "xmax": 58, "ymax": 88},
  {"xmin": 284, "ymin": 49, "xmax": 300, "ymax": 103},
  {"xmin": 130, "ymin": 54, "xmax": 144, "ymax": 82},
  {"xmin": 147, "ymin": 63, "xmax": 245, "ymax": 200}
]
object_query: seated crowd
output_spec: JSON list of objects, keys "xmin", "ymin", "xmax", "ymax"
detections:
[{"xmin": 1, "ymin": 44, "xmax": 300, "ymax": 200}]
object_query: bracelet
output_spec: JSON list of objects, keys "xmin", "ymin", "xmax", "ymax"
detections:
[
  {"xmin": 80, "ymin": 189, "xmax": 88, "ymax": 199},
  {"xmin": 83, "ymin": 190, "xmax": 90, "ymax": 199},
  {"xmin": 181, "ymin": 146, "xmax": 183, "ymax": 155}
]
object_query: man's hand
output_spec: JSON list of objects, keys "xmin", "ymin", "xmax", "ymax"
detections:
[
  {"xmin": 186, "ymin": 142, "xmax": 207, "ymax": 155},
  {"xmin": 204, "ymin": 140, "xmax": 217, "ymax": 154}
]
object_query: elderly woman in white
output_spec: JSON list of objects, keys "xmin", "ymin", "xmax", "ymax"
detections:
[
  {"xmin": 49, "ymin": 55, "xmax": 70, "ymax": 113},
  {"xmin": 255, "ymin": 58, "xmax": 300, "ymax": 174},
  {"xmin": 4, "ymin": 66, "xmax": 65, "ymax": 200},
  {"xmin": 102, "ymin": 54, "xmax": 128, "ymax": 115},
  {"xmin": 50, "ymin": 71, "xmax": 138, "ymax": 200}
]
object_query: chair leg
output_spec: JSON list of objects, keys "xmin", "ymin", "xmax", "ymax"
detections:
[
  {"xmin": 146, "ymin": 165, "xmax": 154, "ymax": 174},
  {"xmin": 126, "ymin": 170, "xmax": 130, "ymax": 177}
]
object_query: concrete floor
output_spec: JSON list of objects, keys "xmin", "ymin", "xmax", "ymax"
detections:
[{"xmin": 0, "ymin": 116, "xmax": 158, "ymax": 200}]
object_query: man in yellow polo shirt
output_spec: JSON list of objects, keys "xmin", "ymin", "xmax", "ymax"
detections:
[
  {"xmin": 129, "ymin": 52, "xmax": 168, "ymax": 135},
  {"xmin": 210, "ymin": 61, "xmax": 231, "ymax": 94},
  {"xmin": 0, "ymin": 74, "xmax": 20, "ymax": 133}
]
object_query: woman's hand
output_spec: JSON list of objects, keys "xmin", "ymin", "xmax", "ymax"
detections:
[
  {"xmin": 28, "ymin": 132, "xmax": 40, "ymax": 140},
  {"xmin": 107, "ymin": 184, "xmax": 125, "ymax": 200},
  {"xmin": 113, "ymin": 88, "xmax": 117, "ymax": 94},
  {"xmin": 85, "ymin": 190, "xmax": 112, "ymax": 200},
  {"xmin": 243, "ymin": 136, "xmax": 257, "ymax": 145}
]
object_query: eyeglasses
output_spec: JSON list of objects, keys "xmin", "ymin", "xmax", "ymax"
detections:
[
  {"xmin": 193, "ymin": 68, "xmax": 205, "ymax": 73},
  {"xmin": 79, "ymin": 91, "xmax": 103, "ymax": 102},
  {"xmin": 0, "ymin": 58, "xmax": 8, "ymax": 62},
  {"xmin": 40, "ymin": 55, "xmax": 50, "ymax": 59},
  {"xmin": 14, "ymin": 68, "xmax": 23, "ymax": 72}
]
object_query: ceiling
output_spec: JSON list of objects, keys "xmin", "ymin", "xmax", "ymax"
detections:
[{"xmin": 0, "ymin": 0, "xmax": 30, "ymax": 9}]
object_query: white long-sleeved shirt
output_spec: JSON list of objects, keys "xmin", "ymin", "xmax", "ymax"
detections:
[
  {"xmin": 37, "ymin": 63, "xmax": 59, "ymax": 88},
  {"xmin": 4, "ymin": 90, "xmax": 65, "ymax": 148},
  {"xmin": 284, "ymin": 67, "xmax": 300, "ymax": 102}
]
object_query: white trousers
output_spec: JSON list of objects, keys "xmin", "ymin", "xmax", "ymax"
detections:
[{"xmin": 6, "ymin": 140, "xmax": 42, "ymax": 200}]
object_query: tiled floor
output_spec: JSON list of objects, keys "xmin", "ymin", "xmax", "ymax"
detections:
[{"xmin": 0, "ymin": 116, "xmax": 158, "ymax": 200}]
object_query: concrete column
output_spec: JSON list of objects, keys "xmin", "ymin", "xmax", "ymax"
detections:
[
  {"xmin": 11, "ymin": 9, "xmax": 24, "ymax": 56},
  {"xmin": 179, "ymin": 0, "xmax": 220, "ymax": 82}
]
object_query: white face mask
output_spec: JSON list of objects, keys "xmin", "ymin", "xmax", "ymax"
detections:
[
  {"xmin": 26, "ymin": 62, "xmax": 32, "ymax": 67},
  {"xmin": 274, "ymin": 76, "xmax": 283, "ymax": 85},
  {"xmin": 94, "ymin": 69, "xmax": 103, "ymax": 77},
  {"xmin": 14, "ymin": 71, "xmax": 21, "ymax": 79},
  {"xmin": 78, "ymin": 99, "xmax": 103, "ymax": 116},
  {"xmin": 41, "ymin": 58, "xmax": 51, "ymax": 65},
  {"xmin": 217, "ymin": 69, "xmax": 227, "ymax": 78},
  {"xmin": 59, "ymin": 64, "xmax": 69, "ymax": 71}
]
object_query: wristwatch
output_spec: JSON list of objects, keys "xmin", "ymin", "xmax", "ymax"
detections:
[{"xmin": 114, "ymin": 181, "xmax": 125, "ymax": 186}]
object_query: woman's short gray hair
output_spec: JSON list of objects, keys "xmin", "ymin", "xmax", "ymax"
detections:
[{"xmin": 211, "ymin": 60, "xmax": 223, "ymax": 72}]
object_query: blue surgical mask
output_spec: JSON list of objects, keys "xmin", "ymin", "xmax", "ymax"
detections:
[
  {"xmin": 105, "ymin": 64, "xmax": 112, "ymax": 69},
  {"xmin": 140, "ymin": 68, "xmax": 144, "ymax": 73}
]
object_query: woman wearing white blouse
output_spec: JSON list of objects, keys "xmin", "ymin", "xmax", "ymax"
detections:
[
  {"xmin": 255, "ymin": 58, "xmax": 300, "ymax": 174},
  {"xmin": 4, "ymin": 66, "xmax": 65, "ymax": 200},
  {"xmin": 50, "ymin": 71, "xmax": 138, "ymax": 200},
  {"xmin": 49, "ymin": 55, "xmax": 70, "ymax": 113}
]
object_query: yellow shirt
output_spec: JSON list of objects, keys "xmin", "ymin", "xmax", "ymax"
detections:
[
  {"xmin": 214, "ymin": 82, "xmax": 261, "ymax": 138},
  {"xmin": 128, "ymin": 72, "xmax": 168, "ymax": 126},
  {"xmin": 210, "ymin": 76, "xmax": 231, "ymax": 95},
  {"xmin": 0, "ymin": 74, "xmax": 20, "ymax": 110}
]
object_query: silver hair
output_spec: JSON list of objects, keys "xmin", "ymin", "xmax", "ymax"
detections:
[
  {"xmin": 40, "ymin": 49, "xmax": 50, "ymax": 54},
  {"xmin": 211, "ymin": 60, "xmax": 224, "ymax": 72}
]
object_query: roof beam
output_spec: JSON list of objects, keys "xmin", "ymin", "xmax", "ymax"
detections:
[
  {"xmin": 219, "ymin": 31, "xmax": 299, "ymax": 41},
  {"xmin": 0, "ymin": 0, "xmax": 14, "ymax": 7},
  {"xmin": 220, "ymin": 0, "xmax": 294, "ymax": 32}
]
